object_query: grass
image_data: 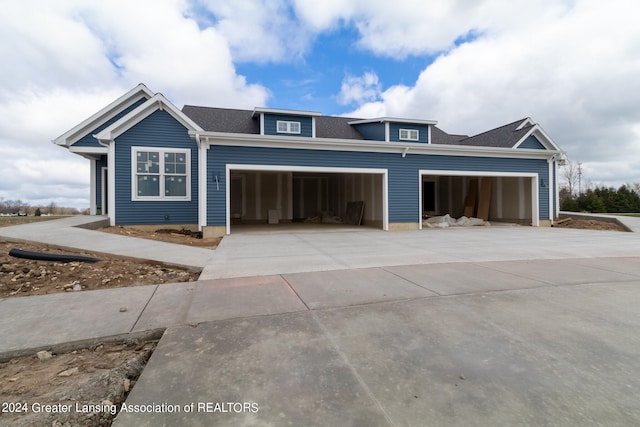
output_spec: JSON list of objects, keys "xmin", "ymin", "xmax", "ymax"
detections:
[
  {"xmin": 620, "ymin": 213, "xmax": 640, "ymax": 218},
  {"xmin": 0, "ymin": 216, "xmax": 69, "ymax": 228}
]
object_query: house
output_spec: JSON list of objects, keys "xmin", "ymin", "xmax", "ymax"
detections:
[
  {"xmin": 54, "ymin": 83, "xmax": 566, "ymax": 237},
  {"xmin": 0, "ymin": 208, "xmax": 27, "ymax": 217}
]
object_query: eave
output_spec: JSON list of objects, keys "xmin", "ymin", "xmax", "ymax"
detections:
[
  {"xmin": 53, "ymin": 83, "xmax": 154, "ymax": 147},
  {"xmin": 191, "ymin": 131, "xmax": 562, "ymax": 160},
  {"xmin": 95, "ymin": 94, "xmax": 204, "ymax": 143}
]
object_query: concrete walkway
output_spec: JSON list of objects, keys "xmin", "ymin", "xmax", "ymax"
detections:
[
  {"xmin": 2, "ymin": 216, "xmax": 640, "ymax": 425},
  {"xmin": 0, "ymin": 216, "xmax": 216, "ymax": 269}
]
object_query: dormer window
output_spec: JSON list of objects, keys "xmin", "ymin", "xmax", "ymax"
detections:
[
  {"xmin": 277, "ymin": 120, "xmax": 301, "ymax": 134},
  {"xmin": 399, "ymin": 128, "xmax": 419, "ymax": 141}
]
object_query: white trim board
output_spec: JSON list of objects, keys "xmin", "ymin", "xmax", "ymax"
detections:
[
  {"xmin": 225, "ymin": 164, "xmax": 389, "ymax": 235},
  {"xmin": 418, "ymin": 170, "xmax": 540, "ymax": 228}
]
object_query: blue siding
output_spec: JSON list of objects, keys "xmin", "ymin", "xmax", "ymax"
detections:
[
  {"xmin": 74, "ymin": 97, "xmax": 148, "ymax": 147},
  {"xmin": 264, "ymin": 114, "xmax": 313, "ymax": 137},
  {"xmin": 518, "ymin": 135, "xmax": 546, "ymax": 149},
  {"xmin": 389, "ymin": 123, "xmax": 429, "ymax": 143},
  {"xmin": 352, "ymin": 122, "xmax": 385, "ymax": 141},
  {"xmin": 207, "ymin": 145, "xmax": 550, "ymax": 226},
  {"xmin": 113, "ymin": 110, "xmax": 198, "ymax": 225}
]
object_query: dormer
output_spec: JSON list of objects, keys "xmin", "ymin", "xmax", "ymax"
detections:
[
  {"xmin": 348, "ymin": 117, "xmax": 438, "ymax": 143},
  {"xmin": 251, "ymin": 107, "xmax": 322, "ymax": 138}
]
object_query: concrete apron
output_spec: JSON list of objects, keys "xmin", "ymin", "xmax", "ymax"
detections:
[
  {"xmin": 201, "ymin": 225, "xmax": 640, "ymax": 280},
  {"xmin": 113, "ymin": 257, "xmax": 640, "ymax": 426}
]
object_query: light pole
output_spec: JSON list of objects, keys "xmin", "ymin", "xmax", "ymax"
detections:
[{"xmin": 577, "ymin": 162, "xmax": 582, "ymax": 196}]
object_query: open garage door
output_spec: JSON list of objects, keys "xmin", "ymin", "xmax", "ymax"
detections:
[
  {"xmin": 419, "ymin": 170, "xmax": 539, "ymax": 228},
  {"xmin": 226, "ymin": 165, "xmax": 388, "ymax": 234}
]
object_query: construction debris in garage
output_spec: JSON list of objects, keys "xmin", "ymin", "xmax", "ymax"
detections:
[{"xmin": 423, "ymin": 214, "xmax": 490, "ymax": 228}]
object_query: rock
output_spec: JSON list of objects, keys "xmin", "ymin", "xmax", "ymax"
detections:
[
  {"xmin": 119, "ymin": 307, "xmax": 127, "ymax": 312},
  {"xmin": 58, "ymin": 367, "xmax": 79, "ymax": 377},
  {"xmin": 0, "ymin": 264, "xmax": 15, "ymax": 273},
  {"xmin": 72, "ymin": 281, "xmax": 82, "ymax": 291},
  {"xmin": 123, "ymin": 378, "xmax": 131, "ymax": 392},
  {"xmin": 37, "ymin": 350, "xmax": 53, "ymax": 361}
]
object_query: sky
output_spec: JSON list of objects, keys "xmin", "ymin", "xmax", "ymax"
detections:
[{"xmin": 1, "ymin": 0, "xmax": 639, "ymax": 209}]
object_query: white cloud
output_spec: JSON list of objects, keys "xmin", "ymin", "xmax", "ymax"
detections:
[
  {"xmin": 191, "ymin": 0, "xmax": 315, "ymax": 63},
  {"xmin": 337, "ymin": 72, "xmax": 382, "ymax": 106},
  {"xmin": 341, "ymin": 0, "xmax": 640, "ymax": 186},
  {"xmin": 0, "ymin": 0, "xmax": 269, "ymax": 208}
]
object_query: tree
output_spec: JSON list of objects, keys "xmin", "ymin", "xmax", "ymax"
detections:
[
  {"xmin": 560, "ymin": 160, "xmax": 581, "ymax": 197},
  {"xmin": 35, "ymin": 208, "xmax": 42, "ymax": 216}
]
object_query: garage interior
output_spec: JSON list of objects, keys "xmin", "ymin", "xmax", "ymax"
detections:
[
  {"xmin": 229, "ymin": 170, "xmax": 385, "ymax": 232},
  {"xmin": 422, "ymin": 175, "xmax": 535, "ymax": 226}
]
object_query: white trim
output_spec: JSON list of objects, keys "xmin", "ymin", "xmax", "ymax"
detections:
[
  {"xmin": 252, "ymin": 107, "xmax": 322, "ymax": 117},
  {"xmin": 311, "ymin": 117, "xmax": 316, "ymax": 138},
  {"xmin": 399, "ymin": 128, "xmax": 419, "ymax": 141},
  {"xmin": 349, "ymin": 117, "xmax": 437, "ymax": 126},
  {"xmin": 548, "ymin": 159, "xmax": 554, "ymax": 222},
  {"xmin": 89, "ymin": 159, "xmax": 96, "ymax": 215},
  {"xmin": 108, "ymin": 142, "xmax": 116, "ymax": 226},
  {"xmin": 418, "ymin": 170, "xmax": 540, "ymax": 228},
  {"xmin": 515, "ymin": 118, "xmax": 535, "ymax": 131},
  {"xmin": 131, "ymin": 147, "xmax": 192, "ymax": 201},
  {"xmin": 276, "ymin": 120, "xmax": 301, "ymax": 134},
  {"xmin": 259, "ymin": 113, "xmax": 264, "ymax": 135},
  {"xmin": 95, "ymin": 94, "xmax": 203, "ymax": 142},
  {"xmin": 427, "ymin": 125, "xmax": 432, "ymax": 144},
  {"xmin": 225, "ymin": 164, "xmax": 389, "ymax": 234},
  {"xmin": 197, "ymin": 132, "xmax": 561, "ymax": 160},
  {"xmin": 53, "ymin": 84, "xmax": 154, "ymax": 147},
  {"xmin": 198, "ymin": 143, "xmax": 207, "ymax": 230},
  {"xmin": 384, "ymin": 122, "xmax": 390, "ymax": 142},
  {"xmin": 553, "ymin": 160, "xmax": 560, "ymax": 218},
  {"xmin": 69, "ymin": 147, "xmax": 108, "ymax": 155},
  {"xmin": 513, "ymin": 124, "xmax": 562, "ymax": 151}
]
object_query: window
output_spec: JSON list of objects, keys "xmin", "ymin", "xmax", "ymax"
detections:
[
  {"xmin": 132, "ymin": 147, "xmax": 190, "ymax": 200},
  {"xmin": 277, "ymin": 120, "xmax": 301, "ymax": 134},
  {"xmin": 399, "ymin": 128, "xmax": 419, "ymax": 141}
]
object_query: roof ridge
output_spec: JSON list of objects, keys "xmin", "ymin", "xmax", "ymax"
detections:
[{"xmin": 459, "ymin": 118, "xmax": 530, "ymax": 141}]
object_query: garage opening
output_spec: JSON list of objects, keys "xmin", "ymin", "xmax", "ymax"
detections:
[
  {"xmin": 227, "ymin": 166, "xmax": 387, "ymax": 234},
  {"xmin": 419, "ymin": 171, "xmax": 539, "ymax": 228}
]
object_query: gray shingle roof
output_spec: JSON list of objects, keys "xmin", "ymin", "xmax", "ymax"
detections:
[
  {"xmin": 448, "ymin": 119, "xmax": 532, "ymax": 148},
  {"xmin": 181, "ymin": 105, "xmax": 531, "ymax": 148},
  {"xmin": 182, "ymin": 105, "xmax": 259, "ymax": 134}
]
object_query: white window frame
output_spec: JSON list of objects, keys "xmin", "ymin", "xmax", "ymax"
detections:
[
  {"xmin": 131, "ymin": 147, "xmax": 191, "ymax": 201},
  {"xmin": 399, "ymin": 128, "xmax": 419, "ymax": 141},
  {"xmin": 276, "ymin": 120, "xmax": 301, "ymax": 134}
]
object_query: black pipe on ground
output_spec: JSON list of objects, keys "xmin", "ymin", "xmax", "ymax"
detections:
[{"xmin": 9, "ymin": 248, "xmax": 101, "ymax": 263}]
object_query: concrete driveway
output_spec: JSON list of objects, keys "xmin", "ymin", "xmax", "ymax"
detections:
[
  {"xmin": 3, "ymin": 216, "xmax": 640, "ymax": 426},
  {"xmin": 201, "ymin": 223, "xmax": 640, "ymax": 279},
  {"xmin": 115, "ymin": 222, "xmax": 640, "ymax": 426}
]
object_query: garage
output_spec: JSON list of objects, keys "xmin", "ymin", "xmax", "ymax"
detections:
[
  {"xmin": 419, "ymin": 170, "xmax": 539, "ymax": 228},
  {"xmin": 226, "ymin": 165, "xmax": 388, "ymax": 234}
]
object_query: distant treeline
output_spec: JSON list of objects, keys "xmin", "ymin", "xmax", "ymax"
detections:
[
  {"xmin": 561, "ymin": 185, "xmax": 640, "ymax": 213},
  {"xmin": 0, "ymin": 198, "xmax": 84, "ymax": 215}
]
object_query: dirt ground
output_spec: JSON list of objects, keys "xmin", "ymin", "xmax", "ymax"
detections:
[
  {"xmin": 99, "ymin": 225, "xmax": 221, "ymax": 248},
  {"xmin": 553, "ymin": 217, "xmax": 628, "ymax": 231},
  {"xmin": 0, "ymin": 228, "xmax": 217, "ymax": 426},
  {"xmin": 0, "ymin": 340, "xmax": 157, "ymax": 427},
  {"xmin": 0, "ymin": 240, "xmax": 201, "ymax": 298}
]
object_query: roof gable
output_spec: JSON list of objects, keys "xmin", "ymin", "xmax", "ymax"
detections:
[
  {"xmin": 53, "ymin": 83, "xmax": 154, "ymax": 147},
  {"xmin": 95, "ymin": 94, "xmax": 203, "ymax": 143}
]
